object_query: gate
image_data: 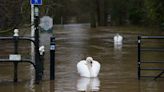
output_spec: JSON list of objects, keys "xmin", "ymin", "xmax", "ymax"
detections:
[
  {"xmin": 137, "ymin": 36, "xmax": 164, "ymax": 80},
  {"xmin": 0, "ymin": 30, "xmax": 43, "ymax": 83}
]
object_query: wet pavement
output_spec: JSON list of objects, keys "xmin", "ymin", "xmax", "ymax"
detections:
[{"xmin": 0, "ymin": 24, "xmax": 164, "ymax": 92}]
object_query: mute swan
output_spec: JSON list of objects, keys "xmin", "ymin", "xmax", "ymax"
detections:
[
  {"xmin": 114, "ymin": 33, "xmax": 123, "ymax": 45},
  {"xmin": 77, "ymin": 57, "xmax": 100, "ymax": 77},
  {"xmin": 76, "ymin": 77, "xmax": 100, "ymax": 91}
]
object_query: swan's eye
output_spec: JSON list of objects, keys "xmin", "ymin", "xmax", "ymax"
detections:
[{"xmin": 90, "ymin": 61, "xmax": 92, "ymax": 64}]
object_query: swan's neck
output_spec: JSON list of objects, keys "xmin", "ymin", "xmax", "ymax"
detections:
[
  {"xmin": 87, "ymin": 61, "xmax": 92, "ymax": 77},
  {"xmin": 117, "ymin": 35, "xmax": 120, "ymax": 40}
]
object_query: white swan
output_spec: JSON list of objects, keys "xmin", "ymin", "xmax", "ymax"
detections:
[
  {"xmin": 113, "ymin": 33, "xmax": 123, "ymax": 45},
  {"xmin": 77, "ymin": 57, "xmax": 100, "ymax": 77},
  {"xmin": 76, "ymin": 77, "xmax": 100, "ymax": 91}
]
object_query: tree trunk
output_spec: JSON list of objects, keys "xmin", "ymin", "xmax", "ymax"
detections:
[
  {"xmin": 90, "ymin": 12, "xmax": 96, "ymax": 28},
  {"xmin": 90, "ymin": 0, "xmax": 97, "ymax": 28},
  {"xmin": 96, "ymin": 0, "xmax": 106, "ymax": 26}
]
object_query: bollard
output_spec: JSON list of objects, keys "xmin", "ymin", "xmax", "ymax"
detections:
[{"xmin": 50, "ymin": 36, "xmax": 55, "ymax": 80}]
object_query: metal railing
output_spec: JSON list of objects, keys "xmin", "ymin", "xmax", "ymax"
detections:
[
  {"xmin": 137, "ymin": 36, "xmax": 164, "ymax": 80},
  {"xmin": 0, "ymin": 29, "xmax": 43, "ymax": 83}
]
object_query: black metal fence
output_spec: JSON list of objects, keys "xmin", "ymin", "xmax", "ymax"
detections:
[
  {"xmin": 137, "ymin": 36, "xmax": 164, "ymax": 80},
  {"xmin": 0, "ymin": 35, "xmax": 42, "ymax": 83}
]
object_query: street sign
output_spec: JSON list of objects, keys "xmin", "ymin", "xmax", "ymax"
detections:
[
  {"xmin": 9, "ymin": 54, "xmax": 21, "ymax": 61},
  {"xmin": 31, "ymin": 0, "xmax": 42, "ymax": 5},
  {"xmin": 40, "ymin": 16, "xmax": 53, "ymax": 32}
]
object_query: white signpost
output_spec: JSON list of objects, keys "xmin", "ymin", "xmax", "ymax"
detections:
[
  {"xmin": 31, "ymin": 0, "xmax": 42, "ymax": 61},
  {"xmin": 31, "ymin": 0, "xmax": 43, "ymax": 83}
]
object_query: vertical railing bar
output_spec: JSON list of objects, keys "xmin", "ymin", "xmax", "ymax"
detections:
[
  {"xmin": 137, "ymin": 36, "xmax": 141, "ymax": 80},
  {"xmin": 13, "ymin": 35, "xmax": 19, "ymax": 82}
]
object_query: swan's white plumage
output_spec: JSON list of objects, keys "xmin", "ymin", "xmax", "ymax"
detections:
[
  {"xmin": 77, "ymin": 57, "xmax": 100, "ymax": 77},
  {"xmin": 114, "ymin": 33, "xmax": 123, "ymax": 45}
]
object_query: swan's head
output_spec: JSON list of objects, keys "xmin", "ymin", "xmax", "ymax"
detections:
[
  {"xmin": 116, "ymin": 33, "xmax": 120, "ymax": 36},
  {"xmin": 86, "ymin": 57, "xmax": 93, "ymax": 64}
]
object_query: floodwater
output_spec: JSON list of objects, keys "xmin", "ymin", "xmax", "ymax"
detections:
[{"xmin": 0, "ymin": 24, "xmax": 164, "ymax": 92}]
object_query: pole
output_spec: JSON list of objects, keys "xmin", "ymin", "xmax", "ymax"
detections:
[
  {"xmin": 31, "ymin": 4, "xmax": 35, "ymax": 62},
  {"xmin": 50, "ymin": 81, "xmax": 55, "ymax": 92},
  {"xmin": 50, "ymin": 37, "xmax": 55, "ymax": 80},
  {"xmin": 34, "ymin": 5, "xmax": 41, "ymax": 84}
]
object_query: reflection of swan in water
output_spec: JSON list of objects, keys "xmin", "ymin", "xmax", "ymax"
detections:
[
  {"xmin": 113, "ymin": 34, "xmax": 123, "ymax": 60},
  {"xmin": 113, "ymin": 33, "xmax": 123, "ymax": 45},
  {"xmin": 114, "ymin": 45, "xmax": 123, "ymax": 60},
  {"xmin": 114, "ymin": 43, "xmax": 122, "ymax": 50},
  {"xmin": 76, "ymin": 77, "xmax": 100, "ymax": 91},
  {"xmin": 77, "ymin": 57, "xmax": 100, "ymax": 77}
]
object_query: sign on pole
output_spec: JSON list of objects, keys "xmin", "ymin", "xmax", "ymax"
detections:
[
  {"xmin": 31, "ymin": 0, "xmax": 42, "ymax": 5},
  {"xmin": 40, "ymin": 16, "xmax": 53, "ymax": 32}
]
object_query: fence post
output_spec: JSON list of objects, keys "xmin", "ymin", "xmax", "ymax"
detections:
[
  {"xmin": 13, "ymin": 29, "xmax": 19, "ymax": 82},
  {"xmin": 50, "ymin": 36, "xmax": 55, "ymax": 80},
  {"xmin": 137, "ymin": 36, "xmax": 141, "ymax": 80}
]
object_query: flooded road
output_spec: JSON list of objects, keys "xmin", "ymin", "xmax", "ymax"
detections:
[{"xmin": 0, "ymin": 24, "xmax": 164, "ymax": 92}]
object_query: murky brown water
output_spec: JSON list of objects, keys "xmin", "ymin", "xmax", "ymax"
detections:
[{"xmin": 0, "ymin": 24, "xmax": 164, "ymax": 92}]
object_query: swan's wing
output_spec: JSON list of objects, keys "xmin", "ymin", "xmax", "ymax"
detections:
[
  {"xmin": 77, "ymin": 60, "xmax": 90, "ymax": 77},
  {"xmin": 92, "ymin": 61, "xmax": 101, "ymax": 77},
  {"xmin": 118, "ymin": 36, "xmax": 123, "ymax": 41},
  {"xmin": 113, "ymin": 36, "xmax": 117, "ymax": 41},
  {"xmin": 77, "ymin": 60, "xmax": 85, "ymax": 74}
]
